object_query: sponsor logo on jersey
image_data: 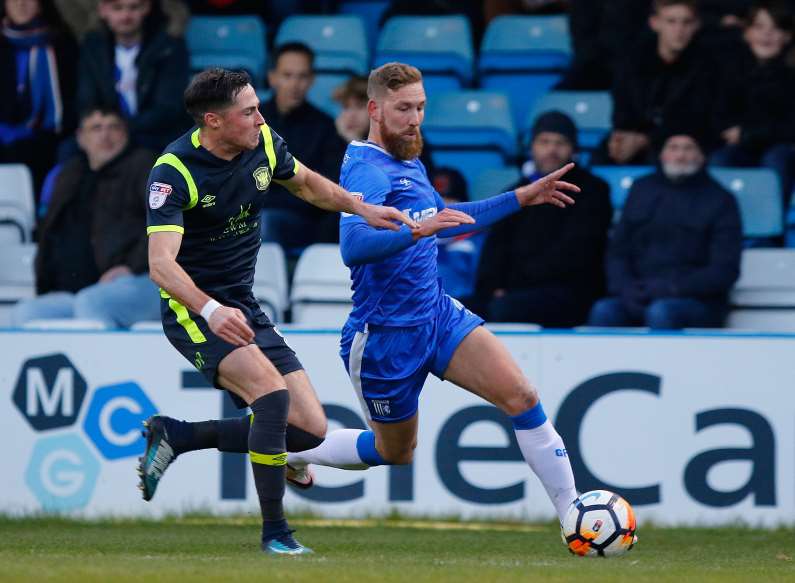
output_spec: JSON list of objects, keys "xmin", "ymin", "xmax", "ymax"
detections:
[
  {"xmin": 200, "ymin": 195, "xmax": 216, "ymax": 208},
  {"xmin": 148, "ymin": 182, "xmax": 172, "ymax": 209},
  {"xmin": 402, "ymin": 206, "xmax": 437, "ymax": 223},
  {"xmin": 253, "ymin": 166, "xmax": 272, "ymax": 190},
  {"xmin": 398, "ymin": 177, "xmax": 412, "ymax": 190}
]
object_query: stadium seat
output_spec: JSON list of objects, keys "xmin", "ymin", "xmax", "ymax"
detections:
[
  {"xmin": 709, "ymin": 168, "xmax": 782, "ymax": 241},
  {"xmin": 479, "ymin": 15, "xmax": 572, "ymax": 127},
  {"xmin": 471, "ymin": 167, "xmax": 521, "ymax": 201},
  {"xmin": 0, "ymin": 164, "xmax": 34, "ymax": 242},
  {"xmin": 186, "ymin": 16, "xmax": 267, "ymax": 86},
  {"xmin": 340, "ymin": 0, "xmax": 390, "ymax": 54},
  {"xmin": 308, "ymin": 73, "xmax": 349, "ymax": 118},
  {"xmin": 590, "ymin": 165, "xmax": 653, "ymax": 218},
  {"xmin": 0, "ymin": 243, "xmax": 36, "ymax": 326},
  {"xmin": 726, "ymin": 249, "xmax": 795, "ymax": 331},
  {"xmin": 291, "ymin": 244, "xmax": 352, "ymax": 327},
  {"xmin": 253, "ymin": 243, "xmax": 289, "ymax": 323},
  {"xmin": 275, "ymin": 15, "xmax": 369, "ymax": 76},
  {"xmin": 424, "ymin": 91, "xmax": 517, "ymax": 188},
  {"xmin": 375, "ymin": 16, "xmax": 474, "ymax": 91},
  {"xmin": 130, "ymin": 321, "xmax": 163, "ymax": 332},
  {"xmin": 526, "ymin": 91, "xmax": 612, "ymax": 151},
  {"xmin": 22, "ymin": 319, "xmax": 109, "ymax": 331}
]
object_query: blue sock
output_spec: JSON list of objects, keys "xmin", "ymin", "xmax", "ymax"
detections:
[
  {"xmin": 356, "ymin": 430, "xmax": 387, "ymax": 466},
  {"xmin": 510, "ymin": 401, "xmax": 548, "ymax": 430}
]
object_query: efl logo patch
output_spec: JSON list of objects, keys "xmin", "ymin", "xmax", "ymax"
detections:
[
  {"xmin": 148, "ymin": 182, "xmax": 172, "ymax": 209},
  {"xmin": 253, "ymin": 166, "xmax": 272, "ymax": 191}
]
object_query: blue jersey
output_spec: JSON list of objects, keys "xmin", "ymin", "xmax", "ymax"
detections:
[{"xmin": 340, "ymin": 141, "xmax": 444, "ymax": 328}]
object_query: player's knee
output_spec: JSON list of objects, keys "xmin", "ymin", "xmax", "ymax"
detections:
[{"xmin": 498, "ymin": 378, "xmax": 539, "ymax": 417}]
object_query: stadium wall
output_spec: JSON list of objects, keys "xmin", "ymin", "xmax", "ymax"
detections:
[{"xmin": 1, "ymin": 329, "xmax": 792, "ymax": 527}]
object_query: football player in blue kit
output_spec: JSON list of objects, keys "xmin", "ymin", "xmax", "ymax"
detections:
[{"xmin": 287, "ymin": 62, "xmax": 582, "ymax": 526}]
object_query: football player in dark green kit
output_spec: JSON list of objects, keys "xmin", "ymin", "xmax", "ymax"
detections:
[{"xmin": 142, "ymin": 68, "xmax": 415, "ymax": 555}]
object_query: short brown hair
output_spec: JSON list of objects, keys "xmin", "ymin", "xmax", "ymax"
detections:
[
  {"xmin": 653, "ymin": 0, "xmax": 699, "ymax": 14},
  {"xmin": 333, "ymin": 76, "xmax": 369, "ymax": 104},
  {"xmin": 184, "ymin": 68, "xmax": 251, "ymax": 125},
  {"xmin": 367, "ymin": 62, "xmax": 422, "ymax": 99}
]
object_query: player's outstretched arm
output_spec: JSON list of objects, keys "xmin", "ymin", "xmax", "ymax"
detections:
[
  {"xmin": 340, "ymin": 208, "xmax": 474, "ymax": 266},
  {"xmin": 438, "ymin": 163, "xmax": 580, "ymax": 238},
  {"xmin": 148, "ymin": 232, "xmax": 254, "ymax": 346},
  {"xmin": 280, "ymin": 166, "xmax": 417, "ymax": 230}
]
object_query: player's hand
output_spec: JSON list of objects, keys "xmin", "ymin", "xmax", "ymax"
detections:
[
  {"xmin": 207, "ymin": 306, "xmax": 254, "ymax": 347},
  {"xmin": 515, "ymin": 163, "xmax": 579, "ymax": 208},
  {"xmin": 359, "ymin": 202, "xmax": 419, "ymax": 231},
  {"xmin": 412, "ymin": 208, "xmax": 475, "ymax": 239}
]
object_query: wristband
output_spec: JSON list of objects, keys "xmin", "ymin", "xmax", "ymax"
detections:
[{"xmin": 200, "ymin": 299, "xmax": 221, "ymax": 321}]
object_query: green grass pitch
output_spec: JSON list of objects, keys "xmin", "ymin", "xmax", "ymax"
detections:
[{"xmin": 1, "ymin": 516, "xmax": 793, "ymax": 582}]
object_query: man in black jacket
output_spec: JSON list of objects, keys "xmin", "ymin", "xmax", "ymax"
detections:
[
  {"xmin": 77, "ymin": 0, "xmax": 190, "ymax": 151},
  {"xmin": 11, "ymin": 106, "xmax": 159, "ymax": 329},
  {"xmin": 475, "ymin": 111, "xmax": 613, "ymax": 327},
  {"xmin": 597, "ymin": 0, "xmax": 718, "ymax": 165},
  {"xmin": 259, "ymin": 42, "xmax": 347, "ymax": 252},
  {"xmin": 589, "ymin": 132, "xmax": 742, "ymax": 329}
]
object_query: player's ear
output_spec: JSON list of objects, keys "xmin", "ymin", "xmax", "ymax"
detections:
[
  {"xmin": 367, "ymin": 99, "xmax": 379, "ymax": 121},
  {"xmin": 204, "ymin": 111, "xmax": 221, "ymax": 129}
]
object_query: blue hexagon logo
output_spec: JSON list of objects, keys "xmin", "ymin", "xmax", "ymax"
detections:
[
  {"xmin": 83, "ymin": 382, "xmax": 158, "ymax": 460},
  {"xmin": 12, "ymin": 353, "xmax": 87, "ymax": 431},
  {"xmin": 25, "ymin": 434, "xmax": 100, "ymax": 512}
]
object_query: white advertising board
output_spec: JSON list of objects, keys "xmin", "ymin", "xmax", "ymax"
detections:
[{"xmin": 1, "ymin": 329, "xmax": 792, "ymax": 526}]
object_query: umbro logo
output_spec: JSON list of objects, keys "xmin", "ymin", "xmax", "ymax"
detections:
[{"xmin": 201, "ymin": 195, "xmax": 216, "ymax": 208}]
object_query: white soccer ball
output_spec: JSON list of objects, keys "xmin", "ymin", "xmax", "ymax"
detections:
[{"xmin": 561, "ymin": 489, "xmax": 637, "ymax": 557}]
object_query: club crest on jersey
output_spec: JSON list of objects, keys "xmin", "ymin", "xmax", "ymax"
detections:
[
  {"xmin": 253, "ymin": 166, "xmax": 272, "ymax": 190},
  {"xmin": 148, "ymin": 182, "xmax": 172, "ymax": 209}
]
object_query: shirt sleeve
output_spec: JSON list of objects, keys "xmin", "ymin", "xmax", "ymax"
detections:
[
  {"xmin": 339, "ymin": 160, "xmax": 417, "ymax": 265},
  {"xmin": 269, "ymin": 127, "xmax": 300, "ymax": 181},
  {"xmin": 145, "ymin": 162, "xmax": 190, "ymax": 235}
]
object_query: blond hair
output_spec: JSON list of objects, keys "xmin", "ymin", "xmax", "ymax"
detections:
[{"xmin": 367, "ymin": 62, "xmax": 423, "ymax": 100}]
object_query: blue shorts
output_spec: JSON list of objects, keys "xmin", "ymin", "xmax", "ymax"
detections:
[{"xmin": 340, "ymin": 294, "xmax": 484, "ymax": 423}]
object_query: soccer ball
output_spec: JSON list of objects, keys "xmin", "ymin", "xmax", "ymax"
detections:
[{"xmin": 561, "ymin": 490, "xmax": 637, "ymax": 557}]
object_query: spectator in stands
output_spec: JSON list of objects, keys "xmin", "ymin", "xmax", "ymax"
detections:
[
  {"xmin": 475, "ymin": 111, "xmax": 612, "ymax": 327},
  {"xmin": 77, "ymin": 0, "xmax": 190, "ymax": 151},
  {"xmin": 0, "ymin": 0, "xmax": 77, "ymax": 198},
  {"xmin": 560, "ymin": 0, "xmax": 651, "ymax": 90},
  {"xmin": 589, "ymin": 132, "xmax": 742, "ymax": 330},
  {"xmin": 596, "ymin": 0, "xmax": 718, "ymax": 165},
  {"xmin": 11, "ymin": 106, "xmax": 159, "ymax": 328},
  {"xmin": 433, "ymin": 167, "xmax": 484, "ymax": 302},
  {"xmin": 712, "ymin": 0, "xmax": 795, "ymax": 205},
  {"xmin": 333, "ymin": 75, "xmax": 370, "ymax": 143},
  {"xmin": 260, "ymin": 42, "xmax": 346, "ymax": 251}
]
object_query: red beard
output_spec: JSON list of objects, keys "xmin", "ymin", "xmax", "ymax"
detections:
[{"xmin": 380, "ymin": 118, "xmax": 423, "ymax": 160}]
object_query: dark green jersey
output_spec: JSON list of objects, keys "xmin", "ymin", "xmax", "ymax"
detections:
[{"xmin": 146, "ymin": 125, "xmax": 298, "ymax": 302}]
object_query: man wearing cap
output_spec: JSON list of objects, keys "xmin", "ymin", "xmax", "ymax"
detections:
[
  {"xmin": 475, "ymin": 111, "xmax": 613, "ymax": 327},
  {"xmin": 588, "ymin": 132, "xmax": 742, "ymax": 329}
]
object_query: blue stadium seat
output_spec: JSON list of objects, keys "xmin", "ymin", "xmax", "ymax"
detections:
[
  {"xmin": 471, "ymin": 167, "xmax": 521, "ymax": 201},
  {"xmin": 275, "ymin": 15, "xmax": 369, "ymax": 76},
  {"xmin": 340, "ymin": 0, "xmax": 390, "ymax": 55},
  {"xmin": 526, "ymin": 91, "xmax": 612, "ymax": 151},
  {"xmin": 479, "ymin": 15, "xmax": 573, "ymax": 127},
  {"xmin": 424, "ymin": 91, "xmax": 516, "ymax": 188},
  {"xmin": 307, "ymin": 73, "xmax": 349, "ymax": 118},
  {"xmin": 375, "ymin": 16, "xmax": 474, "ymax": 91},
  {"xmin": 186, "ymin": 16, "xmax": 267, "ymax": 87},
  {"xmin": 710, "ymin": 168, "xmax": 782, "ymax": 241},
  {"xmin": 590, "ymin": 166, "xmax": 653, "ymax": 216}
]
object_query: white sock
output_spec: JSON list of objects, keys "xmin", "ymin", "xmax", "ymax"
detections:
[
  {"xmin": 287, "ymin": 428, "xmax": 369, "ymax": 470},
  {"xmin": 515, "ymin": 420, "xmax": 578, "ymax": 523}
]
